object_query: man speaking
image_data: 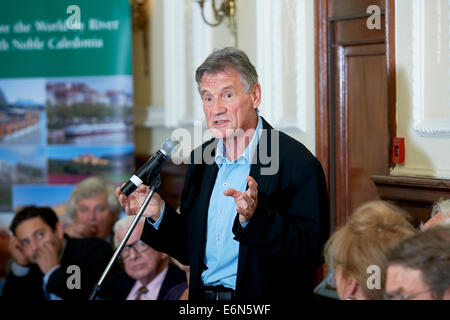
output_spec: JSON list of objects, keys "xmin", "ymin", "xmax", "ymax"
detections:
[{"xmin": 116, "ymin": 47, "xmax": 329, "ymax": 300}]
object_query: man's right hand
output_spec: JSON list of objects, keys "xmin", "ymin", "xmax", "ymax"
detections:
[
  {"xmin": 8, "ymin": 236, "xmax": 29, "ymax": 267},
  {"xmin": 115, "ymin": 184, "xmax": 164, "ymax": 222},
  {"xmin": 64, "ymin": 221, "xmax": 96, "ymax": 239}
]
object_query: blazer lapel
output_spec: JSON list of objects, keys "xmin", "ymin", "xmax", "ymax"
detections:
[
  {"xmin": 190, "ymin": 141, "xmax": 219, "ymax": 289},
  {"xmin": 236, "ymin": 117, "xmax": 275, "ymax": 290}
]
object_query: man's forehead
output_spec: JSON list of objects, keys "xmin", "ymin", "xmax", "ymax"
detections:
[
  {"xmin": 387, "ymin": 265, "xmax": 424, "ymax": 289},
  {"xmin": 200, "ymin": 68, "xmax": 241, "ymax": 84},
  {"xmin": 15, "ymin": 216, "xmax": 48, "ymax": 237}
]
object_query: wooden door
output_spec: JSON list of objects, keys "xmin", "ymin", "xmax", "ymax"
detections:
[{"xmin": 316, "ymin": 0, "xmax": 396, "ymax": 230}]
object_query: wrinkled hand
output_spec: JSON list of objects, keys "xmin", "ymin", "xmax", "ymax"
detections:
[
  {"xmin": 223, "ymin": 176, "xmax": 258, "ymax": 224},
  {"xmin": 35, "ymin": 241, "xmax": 60, "ymax": 274},
  {"xmin": 115, "ymin": 184, "xmax": 164, "ymax": 221},
  {"xmin": 8, "ymin": 235, "xmax": 29, "ymax": 267},
  {"xmin": 64, "ymin": 221, "xmax": 95, "ymax": 239}
]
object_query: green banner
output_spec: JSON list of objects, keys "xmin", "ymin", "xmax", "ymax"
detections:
[{"xmin": 0, "ymin": 0, "xmax": 132, "ymax": 77}]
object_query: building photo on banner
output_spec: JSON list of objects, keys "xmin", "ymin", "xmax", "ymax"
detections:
[{"xmin": 0, "ymin": 0, "xmax": 133, "ymax": 237}]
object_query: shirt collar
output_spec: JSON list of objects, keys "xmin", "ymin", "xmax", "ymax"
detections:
[
  {"xmin": 136, "ymin": 265, "xmax": 169, "ymax": 295},
  {"xmin": 215, "ymin": 115, "xmax": 262, "ymax": 167}
]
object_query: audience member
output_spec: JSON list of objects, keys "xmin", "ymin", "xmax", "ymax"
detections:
[
  {"xmin": 2, "ymin": 206, "xmax": 118, "ymax": 299},
  {"xmin": 63, "ymin": 177, "xmax": 121, "ymax": 243},
  {"xmin": 385, "ymin": 224, "xmax": 450, "ymax": 300},
  {"xmin": 422, "ymin": 199, "xmax": 450, "ymax": 230},
  {"xmin": 99, "ymin": 215, "xmax": 187, "ymax": 300},
  {"xmin": 0, "ymin": 228, "xmax": 11, "ymax": 295},
  {"xmin": 324, "ymin": 200, "xmax": 416, "ymax": 300}
]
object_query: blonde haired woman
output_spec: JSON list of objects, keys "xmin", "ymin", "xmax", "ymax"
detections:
[{"xmin": 325, "ymin": 201, "xmax": 416, "ymax": 300}]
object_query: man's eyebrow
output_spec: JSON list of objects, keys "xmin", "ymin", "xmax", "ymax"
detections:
[
  {"xmin": 201, "ymin": 89, "xmax": 211, "ymax": 96},
  {"xmin": 221, "ymin": 86, "xmax": 235, "ymax": 92}
]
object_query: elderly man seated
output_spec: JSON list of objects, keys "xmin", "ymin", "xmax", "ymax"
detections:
[
  {"xmin": 99, "ymin": 215, "xmax": 187, "ymax": 300},
  {"xmin": 63, "ymin": 177, "xmax": 121, "ymax": 245},
  {"xmin": 385, "ymin": 225, "xmax": 450, "ymax": 300}
]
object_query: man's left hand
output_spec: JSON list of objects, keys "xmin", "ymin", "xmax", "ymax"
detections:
[
  {"xmin": 224, "ymin": 176, "xmax": 258, "ymax": 224},
  {"xmin": 35, "ymin": 241, "xmax": 60, "ymax": 274}
]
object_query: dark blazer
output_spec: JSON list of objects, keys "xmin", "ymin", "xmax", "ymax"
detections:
[
  {"xmin": 99, "ymin": 263, "xmax": 187, "ymax": 300},
  {"xmin": 141, "ymin": 117, "xmax": 330, "ymax": 300},
  {"xmin": 2, "ymin": 235, "xmax": 117, "ymax": 300}
]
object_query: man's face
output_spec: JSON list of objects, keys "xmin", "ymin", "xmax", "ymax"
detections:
[
  {"xmin": 385, "ymin": 264, "xmax": 434, "ymax": 300},
  {"xmin": 200, "ymin": 68, "xmax": 260, "ymax": 141},
  {"xmin": 116, "ymin": 222, "xmax": 167, "ymax": 284},
  {"xmin": 75, "ymin": 193, "xmax": 118, "ymax": 240},
  {"xmin": 15, "ymin": 216, "xmax": 63, "ymax": 264}
]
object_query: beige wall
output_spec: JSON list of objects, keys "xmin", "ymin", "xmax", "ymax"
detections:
[
  {"xmin": 391, "ymin": 0, "xmax": 450, "ymax": 179},
  {"xmin": 133, "ymin": 0, "xmax": 317, "ymax": 158}
]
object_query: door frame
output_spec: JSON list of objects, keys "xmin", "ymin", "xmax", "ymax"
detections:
[{"xmin": 315, "ymin": 0, "xmax": 396, "ymax": 232}]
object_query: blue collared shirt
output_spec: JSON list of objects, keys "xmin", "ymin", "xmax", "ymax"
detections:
[{"xmin": 150, "ymin": 116, "xmax": 262, "ymax": 290}]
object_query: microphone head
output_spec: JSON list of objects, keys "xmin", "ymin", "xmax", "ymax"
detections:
[{"xmin": 160, "ymin": 138, "xmax": 180, "ymax": 157}]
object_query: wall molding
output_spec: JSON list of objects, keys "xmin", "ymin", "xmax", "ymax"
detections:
[
  {"xmin": 390, "ymin": 165, "xmax": 450, "ymax": 179},
  {"xmin": 162, "ymin": 0, "xmax": 187, "ymax": 128},
  {"xmin": 134, "ymin": 106, "xmax": 165, "ymax": 128},
  {"xmin": 255, "ymin": 0, "xmax": 310, "ymax": 132},
  {"xmin": 412, "ymin": 0, "xmax": 450, "ymax": 137}
]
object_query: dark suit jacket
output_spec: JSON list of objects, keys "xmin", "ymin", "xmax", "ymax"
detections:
[
  {"xmin": 2, "ymin": 235, "xmax": 117, "ymax": 300},
  {"xmin": 99, "ymin": 263, "xmax": 187, "ymax": 300},
  {"xmin": 141, "ymin": 117, "xmax": 330, "ymax": 300}
]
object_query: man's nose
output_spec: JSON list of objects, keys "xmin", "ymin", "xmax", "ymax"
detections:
[
  {"xmin": 128, "ymin": 246, "xmax": 140, "ymax": 260},
  {"xmin": 212, "ymin": 98, "xmax": 226, "ymax": 115},
  {"xmin": 29, "ymin": 239, "xmax": 39, "ymax": 252},
  {"xmin": 86, "ymin": 209, "xmax": 97, "ymax": 222}
]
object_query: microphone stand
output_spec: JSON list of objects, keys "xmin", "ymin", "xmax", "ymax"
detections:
[{"xmin": 88, "ymin": 175, "xmax": 162, "ymax": 300}]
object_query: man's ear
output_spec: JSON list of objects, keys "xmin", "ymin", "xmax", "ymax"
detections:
[
  {"xmin": 251, "ymin": 83, "xmax": 262, "ymax": 109},
  {"xmin": 56, "ymin": 221, "xmax": 64, "ymax": 239}
]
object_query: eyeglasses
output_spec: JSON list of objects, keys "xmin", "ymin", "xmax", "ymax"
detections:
[
  {"xmin": 383, "ymin": 288, "xmax": 432, "ymax": 300},
  {"xmin": 120, "ymin": 240, "xmax": 149, "ymax": 259}
]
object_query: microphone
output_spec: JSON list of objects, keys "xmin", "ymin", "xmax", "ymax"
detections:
[{"xmin": 121, "ymin": 138, "xmax": 180, "ymax": 197}]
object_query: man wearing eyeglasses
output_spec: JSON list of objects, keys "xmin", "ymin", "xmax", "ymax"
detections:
[
  {"xmin": 98, "ymin": 216, "xmax": 187, "ymax": 300},
  {"xmin": 384, "ymin": 225, "xmax": 450, "ymax": 300}
]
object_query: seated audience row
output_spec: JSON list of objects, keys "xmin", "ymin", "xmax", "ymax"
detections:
[
  {"xmin": 0, "ymin": 174, "xmax": 448, "ymax": 300},
  {"xmin": 325, "ymin": 200, "xmax": 450, "ymax": 300},
  {"xmin": 1, "ymin": 205, "xmax": 188, "ymax": 300}
]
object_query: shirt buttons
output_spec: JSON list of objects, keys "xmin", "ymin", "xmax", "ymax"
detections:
[
  {"xmin": 219, "ymin": 209, "xmax": 223, "ymax": 214},
  {"xmin": 223, "ymin": 182, "xmax": 228, "ymax": 188},
  {"xmin": 217, "ymin": 234, "xmax": 220, "ymax": 242}
]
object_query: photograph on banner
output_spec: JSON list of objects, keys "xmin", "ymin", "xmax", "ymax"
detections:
[
  {"xmin": 47, "ymin": 144, "xmax": 134, "ymax": 185},
  {"xmin": 0, "ymin": 185, "xmax": 12, "ymax": 213},
  {"xmin": 46, "ymin": 75, "xmax": 133, "ymax": 145},
  {"xmin": 0, "ymin": 146, "xmax": 47, "ymax": 184},
  {"xmin": 0, "ymin": 78, "xmax": 46, "ymax": 145},
  {"xmin": 0, "ymin": 212, "xmax": 14, "ymax": 231},
  {"xmin": 12, "ymin": 184, "xmax": 75, "ymax": 218}
]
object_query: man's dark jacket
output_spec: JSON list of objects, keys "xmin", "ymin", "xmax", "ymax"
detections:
[
  {"xmin": 141, "ymin": 117, "xmax": 330, "ymax": 300},
  {"xmin": 2, "ymin": 235, "xmax": 117, "ymax": 299}
]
